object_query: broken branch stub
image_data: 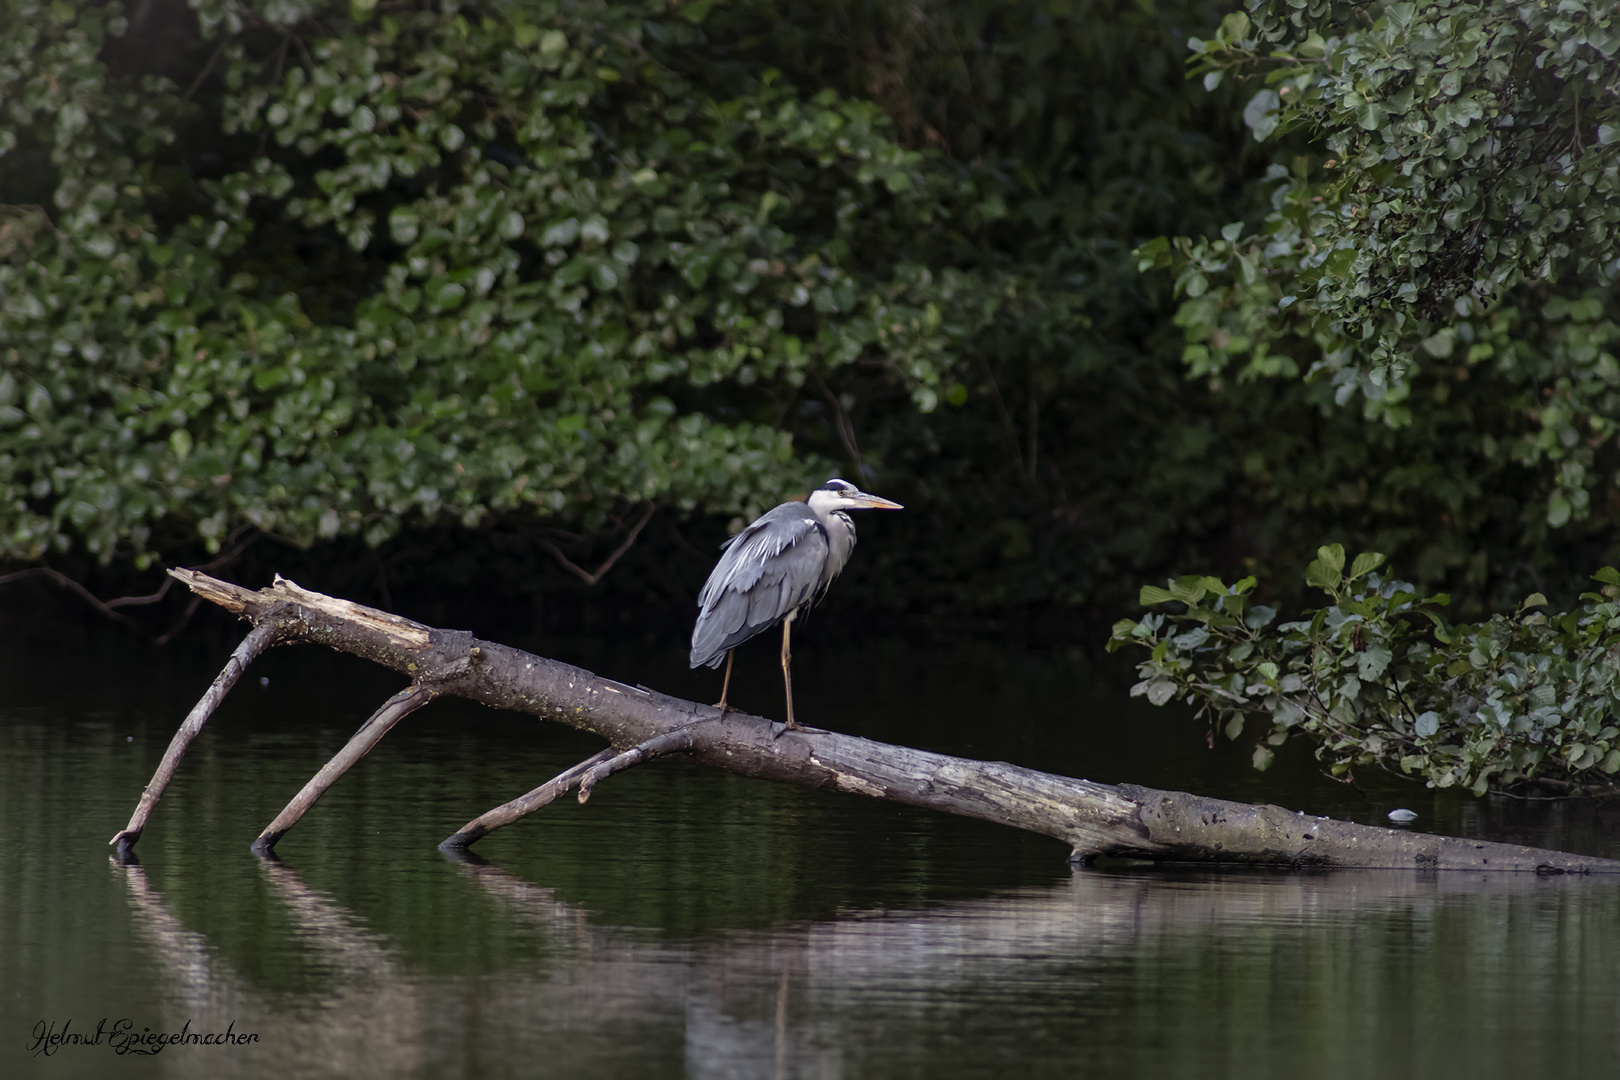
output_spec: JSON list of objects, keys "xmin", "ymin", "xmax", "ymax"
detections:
[{"xmin": 113, "ymin": 569, "xmax": 1620, "ymax": 873}]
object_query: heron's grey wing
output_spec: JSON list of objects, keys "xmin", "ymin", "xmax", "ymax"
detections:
[{"xmin": 689, "ymin": 506, "xmax": 829, "ymax": 668}]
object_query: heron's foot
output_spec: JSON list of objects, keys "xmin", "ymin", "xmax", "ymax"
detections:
[
  {"xmin": 773, "ymin": 719, "xmax": 815, "ymax": 740},
  {"xmin": 713, "ymin": 701, "xmax": 733, "ymax": 720}
]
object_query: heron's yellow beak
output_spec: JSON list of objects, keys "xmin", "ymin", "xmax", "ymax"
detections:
[{"xmin": 847, "ymin": 492, "xmax": 904, "ymax": 510}]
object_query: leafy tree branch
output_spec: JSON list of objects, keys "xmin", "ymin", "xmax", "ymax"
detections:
[{"xmin": 1110, "ymin": 547, "xmax": 1620, "ymax": 796}]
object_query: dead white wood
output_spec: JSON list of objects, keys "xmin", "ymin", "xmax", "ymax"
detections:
[{"xmin": 110, "ymin": 568, "xmax": 1620, "ymax": 874}]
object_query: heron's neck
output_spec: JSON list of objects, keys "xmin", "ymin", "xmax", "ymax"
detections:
[{"xmin": 820, "ymin": 509, "xmax": 856, "ymax": 585}]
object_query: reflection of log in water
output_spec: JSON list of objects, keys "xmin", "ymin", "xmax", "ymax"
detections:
[
  {"xmin": 111, "ymin": 570, "xmax": 1620, "ymax": 873},
  {"xmin": 113, "ymin": 856, "xmax": 427, "ymax": 1078},
  {"xmin": 114, "ymin": 849, "xmax": 1615, "ymax": 1079},
  {"xmin": 461, "ymin": 863, "xmax": 1618, "ymax": 1080}
]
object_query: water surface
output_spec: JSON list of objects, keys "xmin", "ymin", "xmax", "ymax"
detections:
[{"xmin": 4, "ymin": 619, "xmax": 1620, "ymax": 1078}]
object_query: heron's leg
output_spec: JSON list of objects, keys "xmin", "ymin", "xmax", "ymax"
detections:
[
  {"xmin": 780, "ymin": 613, "xmax": 800, "ymax": 731},
  {"xmin": 716, "ymin": 650, "xmax": 735, "ymax": 715}
]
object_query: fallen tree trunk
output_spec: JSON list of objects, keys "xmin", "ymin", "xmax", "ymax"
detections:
[{"xmin": 110, "ymin": 569, "xmax": 1620, "ymax": 873}]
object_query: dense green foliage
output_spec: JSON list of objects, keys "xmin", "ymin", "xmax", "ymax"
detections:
[
  {"xmin": 1, "ymin": 0, "xmax": 997, "ymax": 569},
  {"xmin": 6, "ymin": 0, "xmax": 1618, "ymax": 631},
  {"xmin": 1140, "ymin": 0, "xmax": 1620, "ymax": 609},
  {"xmin": 1110, "ymin": 549, "xmax": 1620, "ymax": 795},
  {"xmin": 729, "ymin": 0, "xmax": 1282, "ymax": 613},
  {"xmin": 3, "ymin": 0, "xmax": 1302, "ymax": 617}
]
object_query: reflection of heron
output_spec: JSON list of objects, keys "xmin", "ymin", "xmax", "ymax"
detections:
[{"xmin": 690, "ymin": 479, "xmax": 903, "ymax": 730}]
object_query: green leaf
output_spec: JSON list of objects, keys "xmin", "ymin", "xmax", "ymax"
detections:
[
  {"xmin": 1419, "ymin": 610, "xmax": 1454, "ymax": 644},
  {"xmin": 1316, "ymin": 544, "xmax": 1346, "ymax": 574},
  {"xmin": 1139, "ymin": 585, "xmax": 1175, "ymax": 605},
  {"xmin": 1348, "ymin": 551, "xmax": 1385, "ymax": 579},
  {"xmin": 541, "ymin": 218, "xmax": 580, "ymax": 247},
  {"xmin": 1172, "ymin": 626, "xmax": 1210, "ymax": 650},
  {"xmin": 1357, "ymin": 645, "xmax": 1392, "ymax": 681},
  {"xmin": 1243, "ymin": 89, "xmax": 1280, "ymax": 141},
  {"xmin": 1251, "ymin": 744, "xmax": 1275, "ymax": 771},
  {"xmin": 1168, "ymin": 576, "xmax": 1208, "ymax": 604},
  {"xmin": 1304, "ymin": 559, "xmax": 1341, "ymax": 593}
]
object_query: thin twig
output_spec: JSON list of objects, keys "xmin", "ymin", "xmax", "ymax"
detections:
[
  {"xmin": 289, "ymin": 31, "xmax": 315, "ymax": 76},
  {"xmin": 195, "ymin": 528, "xmax": 262, "ymax": 572},
  {"xmin": 979, "ymin": 358, "xmax": 1028, "ymax": 483},
  {"xmin": 1494, "ymin": 789, "xmax": 1589, "ymax": 802},
  {"xmin": 535, "ymin": 502, "xmax": 656, "ymax": 585},
  {"xmin": 813, "ymin": 374, "xmax": 864, "ymax": 476},
  {"xmin": 0, "ymin": 567, "xmax": 141, "ymax": 627},
  {"xmin": 182, "ymin": 42, "xmax": 226, "ymax": 101},
  {"xmin": 105, "ymin": 576, "xmax": 174, "ymax": 609},
  {"xmin": 661, "ymin": 509, "xmax": 709, "ymax": 560},
  {"xmin": 0, "ymin": 530, "xmax": 258, "ymax": 633},
  {"xmin": 1027, "ymin": 372, "xmax": 1039, "ymax": 482},
  {"xmin": 153, "ymin": 594, "xmax": 203, "ymax": 647},
  {"xmin": 0, "ymin": 203, "xmax": 63, "ymax": 245}
]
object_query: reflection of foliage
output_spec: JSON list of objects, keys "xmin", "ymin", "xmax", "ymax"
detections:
[
  {"xmin": 0, "ymin": 0, "xmax": 995, "ymax": 566},
  {"xmin": 1111, "ymin": 548, "xmax": 1620, "ymax": 796}
]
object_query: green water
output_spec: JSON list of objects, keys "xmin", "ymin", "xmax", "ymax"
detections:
[{"xmin": 4, "ymin": 622, "xmax": 1620, "ymax": 1079}]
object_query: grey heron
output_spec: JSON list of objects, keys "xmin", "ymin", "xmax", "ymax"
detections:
[{"xmin": 690, "ymin": 478, "xmax": 903, "ymax": 730}]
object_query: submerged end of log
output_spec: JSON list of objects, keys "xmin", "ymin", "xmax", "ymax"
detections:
[
  {"xmin": 112, "ymin": 830, "xmax": 140, "ymax": 860},
  {"xmin": 1117, "ymin": 785, "xmax": 1620, "ymax": 874}
]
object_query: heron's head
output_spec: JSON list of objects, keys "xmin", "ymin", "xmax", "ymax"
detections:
[{"xmin": 807, "ymin": 478, "xmax": 904, "ymax": 513}]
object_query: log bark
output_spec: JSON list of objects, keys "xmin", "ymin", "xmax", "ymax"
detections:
[{"xmin": 112, "ymin": 568, "xmax": 1620, "ymax": 874}]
